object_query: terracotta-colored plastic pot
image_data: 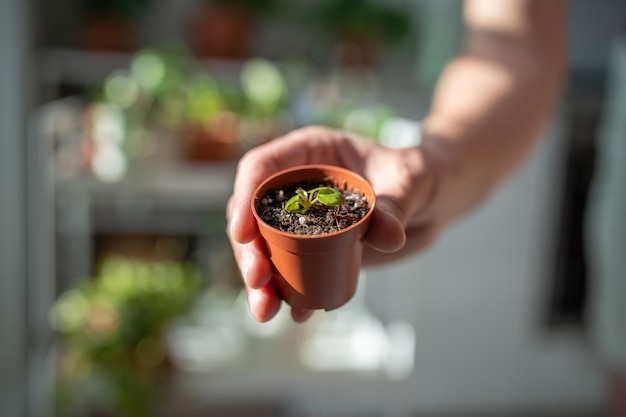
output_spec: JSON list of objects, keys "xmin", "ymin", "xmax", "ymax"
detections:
[
  {"xmin": 251, "ymin": 165, "xmax": 376, "ymax": 311},
  {"xmin": 190, "ymin": 2, "xmax": 253, "ymax": 59},
  {"xmin": 82, "ymin": 14, "xmax": 134, "ymax": 52}
]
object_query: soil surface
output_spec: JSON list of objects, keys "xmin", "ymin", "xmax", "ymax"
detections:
[{"xmin": 258, "ymin": 181, "xmax": 370, "ymax": 235}]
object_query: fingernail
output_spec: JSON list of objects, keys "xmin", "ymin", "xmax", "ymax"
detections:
[
  {"xmin": 241, "ymin": 254, "xmax": 252, "ymax": 285},
  {"xmin": 229, "ymin": 213, "xmax": 239, "ymax": 238},
  {"xmin": 247, "ymin": 289, "xmax": 265, "ymax": 322}
]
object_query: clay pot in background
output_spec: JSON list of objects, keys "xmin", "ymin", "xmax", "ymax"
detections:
[
  {"xmin": 190, "ymin": 1, "xmax": 253, "ymax": 59},
  {"xmin": 251, "ymin": 165, "xmax": 376, "ymax": 310},
  {"xmin": 82, "ymin": 14, "xmax": 135, "ymax": 51},
  {"xmin": 182, "ymin": 112, "xmax": 242, "ymax": 162}
]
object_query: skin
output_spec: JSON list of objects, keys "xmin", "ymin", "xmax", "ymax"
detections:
[{"xmin": 228, "ymin": 0, "xmax": 566, "ymax": 322}]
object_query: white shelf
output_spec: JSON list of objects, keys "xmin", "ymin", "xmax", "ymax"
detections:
[
  {"xmin": 56, "ymin": 160, "xmax": 237, "ymax": 210},
  {"xmin": 41, "ymin": 47, "xmax": 244, "ymax": 87}
]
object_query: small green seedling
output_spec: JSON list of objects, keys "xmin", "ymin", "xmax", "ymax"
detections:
[{"xmin": 284, "ymin": 186, "xmax": 345, "ymax": 214}]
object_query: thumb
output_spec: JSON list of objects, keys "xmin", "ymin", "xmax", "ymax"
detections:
[{"xmin": 365, "ymin": 197, "xmax": 407, "ymax": 253}]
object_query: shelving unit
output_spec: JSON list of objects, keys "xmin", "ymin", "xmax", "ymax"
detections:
[
  {"xmin": 39, "ymin": 58, "xmax": 418, "ymax": 413},
  {"xmin": 24, "ymin": 1, "xmax": 621, "ymax": 414},
  {"xmin": 42, "ymin": 45, "xmax": 426, "ymax": 289},
  {"xmin": 41, "ymin": 48, "xmax": 244, "ymax": 88},
  {"xmin": 55, "ymin": 158, "xmax": 237, "ymax": 284}
]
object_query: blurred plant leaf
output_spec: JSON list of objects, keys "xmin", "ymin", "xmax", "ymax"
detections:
[
  {"xmin": 240, "ymin": 58, "xmax": 287, "ymax": 115},
  {"xmin": 312, "ymin": 0, "xmax": 411, "ymax": 44}
]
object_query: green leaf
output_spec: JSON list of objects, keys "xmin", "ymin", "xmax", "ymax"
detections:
[
  {"xmin": 283, "ymin": 186, "xmax": 344, "ymax": 214},
  {"xmin": 284, "ymin": 195, "xmax": 308, "ymax": 214},
  {"xmin": 296, "ymin": 188, "xmax": 308, "ymax": 200},
  {"xmin": 312, "ymin": 187, "xmax": 344, "ymax": 207},
  {"xmin": 284, "ymin": 199, "xmax": 302, "ymax": 213}
]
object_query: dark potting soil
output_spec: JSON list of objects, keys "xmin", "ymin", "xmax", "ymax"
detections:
[{"xmin": 257, "ymin": 181, "xmax": 370, "ymax": 235}]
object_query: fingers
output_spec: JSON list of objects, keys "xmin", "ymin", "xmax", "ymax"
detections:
[
  {"xmin": 291, "ymin": 308, "xmax": 314, "ymax": 323},
  {"xmin": 365, "ymin": 197, "xmax": 408, "ymax": 253},
  {"xmin": 228, "ymin": 130, "xmax": 310, "ymax": 243},
  {"xmin": 229, "ymin": 154, "xmax": 276, "ymax": 244},
  {"xmin": 233, "ymin": 235, "xmax": 274, "ymax": 289},
  {"xmin": 229, "ymin": 225, "xmax": 280, "ymax": 321},
  {"xmin": 363, "ymin": 222, "xmax": 440, "ymax": 266},
  {"xmin": 232, "ymin": 237, "xmax": 314, "ymax": 322},
  {"xmin": 229, "ymin": 219, "xmax": 314, "ymax": 323},
  {"xmin": 229, "ymin": 126, "xmax": 353, "ymax": 244},
  {"xmin": 226, "ymin": 126, "xmax": 383, "ymax": 322},
  {"xmin": 227, "ymin": 126, "xmax": 349, "ymax": 322},
  {"xmin": 232, "ymin": 238, "xmax": 282, "ymax": 322},
  {"xmin": 247, "ymin": 285, "xmax": 314, "ymax": 323},
  {"xmin": 246, "ymin": 284, "xmax": 281, "ymax": 323}
]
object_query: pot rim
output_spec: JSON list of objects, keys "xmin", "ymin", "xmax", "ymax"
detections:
[{"xmin": 251, "ymin": 164, "xmax": 376, "ymax": 240}]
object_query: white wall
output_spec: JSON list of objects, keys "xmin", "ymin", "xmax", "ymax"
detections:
[
  {"xmin": 0, "ymin": 0, "xmax": 30, "ymax": 416},
  {"xmin": 359, "ymin": 117, "xmax": 606, "ymax": 415},
  {"xmin": 40, "ymin": 0, "xmax": 626, "ymax": 70},
  {"xmin": 568, "ymin": 0, "xmax": 626, "ymax": 71}
]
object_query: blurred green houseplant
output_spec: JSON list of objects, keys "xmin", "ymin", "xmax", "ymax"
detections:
[
  {"xmin": 51, "ymin": 257, "xmax": 201, "ymax": 417},
  {"xmin": 86, "ymin": 44, "xmax": 291, "ymax": 170},
  {"xmin": 311, "ymin": 0, "xmax": 413, "ymax": 67}
]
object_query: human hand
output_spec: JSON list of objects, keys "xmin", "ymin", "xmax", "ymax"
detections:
[{"xmin": 227, "ymin": 126, "xmax": 442, "ymax": 322}]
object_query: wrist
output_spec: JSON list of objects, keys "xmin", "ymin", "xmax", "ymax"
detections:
[
  {"xmin": 414, "ymin": 122, "xmax": 469, "ymax": 228},
  {"xmin": 394, "ymin": 142, "xmax": 441, "ymax": 229}
]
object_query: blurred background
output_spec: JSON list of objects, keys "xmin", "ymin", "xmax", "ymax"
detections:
[{"xmin": 1, "ymin": 0, "xmax": 626, "ymax": 416}]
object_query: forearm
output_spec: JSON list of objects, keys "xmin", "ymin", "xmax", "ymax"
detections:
[{"xmin": 419, "ymin": 0, "xmax": 565, "ymax": 226}]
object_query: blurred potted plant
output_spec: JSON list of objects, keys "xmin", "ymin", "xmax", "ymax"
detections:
[
  {"xmin": 80, "ymin": 0, "xmax": 152, "ymax": 51},
  {"xmin": 84, "ymin": 44, "xmax": 292, "ymax": 173},
  {"xmin": 83, "ymin": 44, "xmax": 191, "ymax": 180},
  {"xmin": 190, "ymin": 0, "xmax": 277, "ymax": 58},
  {"xmin": 181, "ymin": 57, "xmax": 290, "ymax": 161},
  {"xmin": 312, "ymin": 0, "xmax": 412, "ymax": 68},
  {"xmin": 182, "ymin": 75, "xmax": 242, "ymax": 161},
  {"xmin": 51, "ymin": 257, "xmax": 201, "ymax": 417}
]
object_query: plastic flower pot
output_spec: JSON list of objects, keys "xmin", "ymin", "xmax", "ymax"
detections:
[{"xmin": 251, "ymin": 165, "xmax": 376, "ymax": 310}]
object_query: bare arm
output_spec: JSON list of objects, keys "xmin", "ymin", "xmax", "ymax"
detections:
[
  {"xmin": 227, "ymin": 0, "xmax": 566, "ymax": 320},
  {"xmin": 427, "ymin": 0, "xmax": 565, "ymax": 220},
  {"xmin": 365, "ymin": 0, "xmax": 566, "ymax": 263}
]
